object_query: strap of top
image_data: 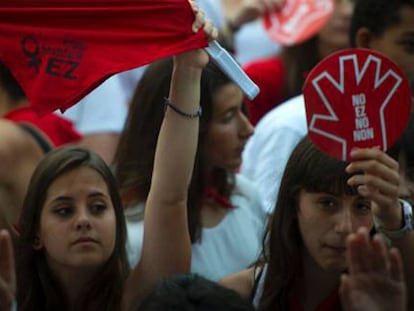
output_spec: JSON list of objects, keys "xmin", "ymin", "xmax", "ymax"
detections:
[
  {"xmin": 251, "ymin": 264, "xmax": 267, "ymax": 308},
  {"xmin": 17, "ymin": 123, "xmax": 52, "ymax": 153}
]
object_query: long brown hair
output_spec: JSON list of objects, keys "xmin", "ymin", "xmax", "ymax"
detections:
[
  {"xmin": 16, "ymin": 146, "xmax": 129, "ymax": 311},
  {"xmin": 257, "ymin": 137, "xmax": 355, "ymax": 310},
  {"xmin": 279, "ymin": 36, "xmax": 321, "ymax": 102},
  {"xmin": 114, "ymin": 58, "xmax": 236, "ymax": 242}
]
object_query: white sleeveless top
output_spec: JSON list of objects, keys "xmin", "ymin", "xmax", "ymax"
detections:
[{"xmin": 125, "ymin": 174, "xmax": 267, "ymax": 281}]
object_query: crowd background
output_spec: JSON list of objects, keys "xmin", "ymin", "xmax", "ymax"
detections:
[{"xmin": 0, "ymin": 0, "xmax": 413, "ymax": 310}]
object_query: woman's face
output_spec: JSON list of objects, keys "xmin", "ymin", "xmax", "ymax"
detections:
[
  {"xmin": 318, "ymin": 0, "xmax": 355, "ymax": 53},
  {"xmin": 204, "ymin": 83, "xmax": 254, "ymax": 170},
  {"xmin": 297, "ymin": 190, "xmax": 373, "ymax": 272},
  {"xmin": 367, "ymin": 5, "xmax": 414, "ymax": 91},
  {"xmin": 37, "ymin": 166, "xmax": 116, "ymax": 275}
]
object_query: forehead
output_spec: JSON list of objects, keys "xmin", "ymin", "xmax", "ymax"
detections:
[
  {"xmin": 211, "ymin": 83, "xmax": 243, "ymax": 113},
  {"xmin": 46, "ymin": 166, "xmax": 110, "ymax": 197},
  {"xmin": 386, "ymin": 5, "xmax": 414, "ymax": 32}
]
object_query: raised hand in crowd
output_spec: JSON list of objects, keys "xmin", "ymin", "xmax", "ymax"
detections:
[{"xmin": 340, "ymin": 227, "xmax": 406, "ymax": 311}]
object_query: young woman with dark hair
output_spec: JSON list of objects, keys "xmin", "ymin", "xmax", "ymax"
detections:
[
  {"xmin": 114, "ymin": 59, "xmax": 266, "ymax": 281},
  {"xmin": 222, "ymin": 136, "xmax": 413, "ymax": 311}
]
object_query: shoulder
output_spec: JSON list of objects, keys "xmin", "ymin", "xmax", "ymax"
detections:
[
  {"xmin": 234, "ymin": 175, "xmax": 264, "ymax": 210},
  {"xmin": 0, "ymin": 119, "xmax": 44, "ymax": 180},
  {"xmin": 250, "ymin": 94, "xmax": 307, "ymax": 143},
  {"xmin": 0, "ymin": 120, "xmax": 38, "ymax": 154},
  {"xmin": 220, "ymin": 267, "xmax": 255, "ymax": 300},
  {"xmin": 234, "ymin": 174, "xmax": 257, "ymax": 193},
  {"xmin": 259, "ymin": 95, "xmax": 305, "ymax": 126}
]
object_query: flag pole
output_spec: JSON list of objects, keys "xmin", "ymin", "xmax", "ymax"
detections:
[{"xmin": 205, "ymin": 40, "xmax": 260, "ymax": 100}]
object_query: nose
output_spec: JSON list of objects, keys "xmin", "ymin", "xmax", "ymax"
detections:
[
  {"xmin": 238, "ymin": 112, "xmax": 254, "ymax": 139},
  {"xmin": 337, "ymin": 0, "xmax": 354, "ymax": 18},
  {"xmin": 74, "ymin": 207, "xmax": 91, "ymax": 230},
  {"xmin": 334, "ymin": 208, "xmax": 353, "ymax": 236}
]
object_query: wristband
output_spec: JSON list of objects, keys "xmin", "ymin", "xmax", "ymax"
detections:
[
  {"xmin": 164, "ymin": 97, "xmax": 202, "ymax": 118},
  {"xmin": 374, "ymin": 199, "xmax": 413, "ymax": 240}
]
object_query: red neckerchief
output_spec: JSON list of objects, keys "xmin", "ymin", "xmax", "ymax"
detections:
[
  {"xmin": 290, "ymin": 288, "xmax": 340, "ymax": 311},
  {"xmin": 205, "ymin": 187, "xmax": 233, "ymax": 209}
]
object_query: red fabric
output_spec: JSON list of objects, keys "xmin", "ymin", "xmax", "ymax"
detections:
[
  {"xmin": 0, "ymin": 0, "xmax": 208, "ymax": 115},
  {"xmin": 290, "ymin": 288, "xmax": 341, "ymax": 311},
  {"xmin": 243, "ymin": 56, "xmax": 286, "ymax": 125},
  {"xmin": 4, "ymin": 106, "xmax": 82, "ymax": 147},
  {"xmin": 205, "ymin": 187, "xmax": 233, "ymax": 209}
]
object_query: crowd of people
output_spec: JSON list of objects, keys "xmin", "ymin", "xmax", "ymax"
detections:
[{"xmin": 1, "ymin": 0, "xmax": 413, "ymax": 310}]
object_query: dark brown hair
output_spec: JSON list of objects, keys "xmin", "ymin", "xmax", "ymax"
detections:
[
  {"xmin": 0, "ymin": 61, "xmax": 26, "ymax": 103},
  {"xmin": 16, "ymin": 146, "xmax": 129, "ymax": 311},
  {"xmin": 114, "ymin": 58, "xmax": 236, "ymax": 242},
  {"xmin": 279, "ymin": 37, "xmax": 321, "ymax": 102},
  {"xmin": 257, "ymin": 136, "xmax": 355, "ymax": 310}
]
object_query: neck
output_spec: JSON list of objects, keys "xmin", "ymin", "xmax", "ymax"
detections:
[
  {"xmin": 297, "ymin": 247, "xmax": 341, "ymax": 311},
  {"xmin": 50, "ymin": 263, "xmax": 98, "ymax": 309}
]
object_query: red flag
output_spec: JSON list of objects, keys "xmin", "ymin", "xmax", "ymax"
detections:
[{"xmin": 0, "ymin": 0, "xmax": 208, "ymax": 115}]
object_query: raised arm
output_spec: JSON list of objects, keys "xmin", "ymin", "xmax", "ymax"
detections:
[
  {"xmin": 340, "ymin": 227, "xmax": 406, "ymax": 311},
  {"xmin": 0, "ymin": 230, "xmax": 15, "ymax": 311},
  {"xmin": 122, "ymin": 4, "xmax": 217, "ymax": 310},
  {"xmin": 346, "ymin": 148, "xmax": 414, "ymax": 309}
]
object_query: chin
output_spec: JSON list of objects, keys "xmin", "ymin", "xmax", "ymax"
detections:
[
  {"xmin": 321, "ymin": 259, "xmax": 347, "ymax": 273},
  {"xmin": 71, "ymin": 255, "xmax": 109, "ymax": 268},
  {"xmin": 231, "ymin": 158, "xmax": 242, "ymax": 169}
]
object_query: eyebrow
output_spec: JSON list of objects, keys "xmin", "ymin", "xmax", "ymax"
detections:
[
  {"xmin": 88, "ymin": 191, "xmax": 108, "ymax": 198},
  {"xmin": 217, "ymin": 104, "xmax": 241, "ymax": 116},
  {"xmin": 49, "ymin": 191, "xmax": 108, "ymax": 203}
]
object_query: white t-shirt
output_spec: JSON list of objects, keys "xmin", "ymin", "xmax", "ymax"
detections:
[
  {"xmin": 125, "ymin": 174, "xmax": 267, "ymax": 281},
  {"xmin": 234, "ymin": 19, "xmax": 281, "ymax": 65},
  {"xmin": 60, "ymin": 74, "xmax": 128, "ymax": 134},
  {"xmin": 241, "ymin": 95, "xmax": 308, "ymax": 214}
]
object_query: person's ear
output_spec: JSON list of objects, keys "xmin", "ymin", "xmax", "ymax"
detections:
[
  {"xmin": 32, "ymin": 235, "xmax": 43, "ymax": 250},
  {"xmin": 355, "ymin": 27, "xmax": 374, "ymax": 49}
]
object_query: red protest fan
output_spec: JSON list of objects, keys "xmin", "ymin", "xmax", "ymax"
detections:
[
  {"xmin": 0, "ymin": 0, "xmax": 208, "ymax": 115},
  {"xmin": 303, "ymin": 48, "xmax": 412, "ymax": 161},
  {"xmin": 263, "ymin": 0, "xmax": 333, "ymax": 46}
]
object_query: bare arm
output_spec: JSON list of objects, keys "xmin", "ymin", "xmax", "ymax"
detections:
[
  {"xmin": 220, "ymin": 267, "xmax": 255, "ymax": 300},
  {"xmin": 122, "ymin": 5, "xmax": 217, "ymax": 310},
  {"xmin": 0, "ymin": 121, "xmax": 44, "ymax": 231}
]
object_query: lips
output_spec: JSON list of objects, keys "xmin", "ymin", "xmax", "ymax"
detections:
[
  {"xmin": 325, "ymin": 245, "xmax": 346, "ymax": 254},
  {"xmin": 72, "ymin": 237, "xmax": 98, "ymax": 245},
  {"xmin": 235, "ymin": 146, "xmax": 244, "ymax": 155}
]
